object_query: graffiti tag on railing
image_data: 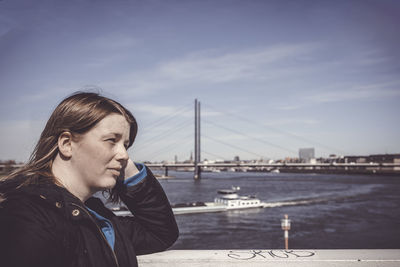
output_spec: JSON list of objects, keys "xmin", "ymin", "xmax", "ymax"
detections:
[{"xmin": 227, "ymin": 250, "xmax": 315, "ymax": 260}]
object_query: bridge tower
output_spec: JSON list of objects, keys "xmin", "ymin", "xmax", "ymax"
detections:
[{"xmin": 194, "ymin": 99, "xmax": 201, "ymax": 180}]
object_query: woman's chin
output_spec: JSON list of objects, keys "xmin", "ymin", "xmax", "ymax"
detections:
[{"xmin": 97, "ymin": 178, "xmax": 117, "ymax": 190}]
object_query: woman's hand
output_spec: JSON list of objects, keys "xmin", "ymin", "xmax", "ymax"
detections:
[{"xmin": 123, "ymin": 158, "xmax": 140, "ymax": 180}]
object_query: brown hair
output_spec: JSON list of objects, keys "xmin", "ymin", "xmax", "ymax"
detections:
[{"xmin": 0, "ymin": 92, "xmax": 138, "ymax": 202}]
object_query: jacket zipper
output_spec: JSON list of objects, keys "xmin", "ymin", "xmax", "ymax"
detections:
[{"xmin": 70, "ymin": 203, "xmax": 120, "ymax": 267}]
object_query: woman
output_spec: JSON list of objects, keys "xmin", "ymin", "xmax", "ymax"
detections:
[{"xmin": 0, "ymin": 92, "xmax": 179, "ymax": 267}]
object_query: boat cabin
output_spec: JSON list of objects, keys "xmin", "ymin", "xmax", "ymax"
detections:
[{"xmin": 214, "ymin": 189, "xmax": 262, "ymax": 209}]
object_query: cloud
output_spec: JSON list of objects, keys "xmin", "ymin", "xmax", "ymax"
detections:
[
  {"xmin": 109, "ymin": 41, "xmax": 395, "ymax": 104},
  {"xmin": 305, "ymin": 81, "xmax": 400, "ymax": 104},
  {"xmin": 277, "ymin": 79, "xmax": 400, "ymax": 111},
  {"xmin": 103, "ymin": 43, "xmax": 318, "ymax": 96},
  {"xmin": 133, "ymin": 103, "xmax": 192, "ymax": 117},
  {"xmin": 263, "ymin": 118, "xmax": 320, "ymax": 126},
  {"xmin": 158, "ymin": 44, "xmax": 315, "ymax": 83},
  {"xmin": 277, "ymin": 104, "xmax": 306, "ymax": 111}
]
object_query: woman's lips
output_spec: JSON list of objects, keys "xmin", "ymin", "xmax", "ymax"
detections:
[{"xmin": 109, "ymin": 168, "xmax": 121, "ymax": 176}]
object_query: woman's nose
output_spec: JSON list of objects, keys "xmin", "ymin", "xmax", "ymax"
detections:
[{"xmin": 116, "ymin": 144, "xmax": 129, "ymax": 162}]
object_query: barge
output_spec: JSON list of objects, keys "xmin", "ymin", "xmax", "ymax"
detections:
[{"xmin": 113, "ymin": 187, "xmax": 264, "ymax": 216}]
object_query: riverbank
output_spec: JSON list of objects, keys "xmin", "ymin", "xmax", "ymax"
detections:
[
  {"xmin": 152, "ymin": 168, "xmax": 400, "ymax": 177},
  {"xmin": 276, "ymin": 168, "xmax": 400, "ymax": 176}
]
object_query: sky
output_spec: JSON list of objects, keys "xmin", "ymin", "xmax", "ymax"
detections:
[{"xmin": 0, "ymin": 0, "xmax": 399, "ymax": 163}]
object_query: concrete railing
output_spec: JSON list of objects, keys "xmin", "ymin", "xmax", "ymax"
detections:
[{"xmin": 138, "ymin": 250, "xmax": 400, "ymax": 267}]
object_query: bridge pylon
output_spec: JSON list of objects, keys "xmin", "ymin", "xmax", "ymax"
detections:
[{"xmin": 194, "ymin": 99, "xmax": 201, "ymax": 180}]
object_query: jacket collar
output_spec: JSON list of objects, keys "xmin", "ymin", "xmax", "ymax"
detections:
[{"xmin": 16, "ymin": 182, "xmax": 99, "ymax": 221}]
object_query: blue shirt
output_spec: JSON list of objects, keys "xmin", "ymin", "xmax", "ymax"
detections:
[{"xmin": 86, "ymin": 162, "xmax": 147, "ymax": 250}]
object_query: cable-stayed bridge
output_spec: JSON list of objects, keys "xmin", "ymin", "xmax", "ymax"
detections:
[
  {"xmin": 134, "ymin": 99, "xmax": 341, "ymax": 162},
  {"xmin": 131, "ymin": 99, "xmax": 400, "ymax": 179}
]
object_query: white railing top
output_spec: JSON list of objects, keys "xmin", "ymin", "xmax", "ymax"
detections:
[{"xmin": 138, "ymin": 249, "xmax": 400, "ymax": 267}]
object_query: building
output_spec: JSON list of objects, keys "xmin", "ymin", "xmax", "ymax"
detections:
[
  {"xmin": 342, "ymin": 154, "xmax": 400, "ymax": 164},
  {"xmin": 299, "ymin": 148, "xmax": 315, "ymax": 163}
]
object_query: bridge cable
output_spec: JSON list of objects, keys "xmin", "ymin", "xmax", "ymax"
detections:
[
  {"xmin": 203, "ymin": 119, "xmax": 297, "ymax": 155},
  {"xmin": 203, "ymin": 103, "xmax": 346, "ymax": 155},
  {"xmin": 142, "ymin": 133, "xmax": 193, "ymax": 162},
  {"xmin": 203, "ymin": 134, "xmax": 265, "ymax": 159},
  {"xmin": 135, "ymin": 117, "xmax": 193, "ymax": 149},
  {"xmin": 142, "ymin": 103, "xmax": 192, "ymax": 131},
  {"xmin": 202, "ymin": 150, "xmax": 228, "ymax": 161}
]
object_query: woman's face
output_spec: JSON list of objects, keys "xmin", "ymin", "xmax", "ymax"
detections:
[{"xmin": 70, "ymin": 113, "xmax": 130, "ymax": 193}]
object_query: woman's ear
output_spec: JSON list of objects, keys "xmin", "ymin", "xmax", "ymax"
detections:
[{"xmin": 58, "ymin": 132, "xmax": 73, "ymax": 158}]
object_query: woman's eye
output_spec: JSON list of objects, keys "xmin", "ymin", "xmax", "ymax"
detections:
[{"xmin": 107, "ymin": 138, "xmax": 116, "ymax": 143}]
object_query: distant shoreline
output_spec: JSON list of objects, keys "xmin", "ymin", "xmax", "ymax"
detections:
[
  {"xmin": 2, "ymin": 169, "xmax": 399, "ymax": 179},
  {"xmin": 276, "ymin": 168, "xmax": 400, "ymax": 177},
  {"xmin": 152, "ymin": 168, "xmax": 400, "ymax": 177}
]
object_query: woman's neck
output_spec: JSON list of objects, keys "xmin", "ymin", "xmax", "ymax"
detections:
[{"xmin": 51, "ymin": 154, "xmax": 93, "ymax": 202}]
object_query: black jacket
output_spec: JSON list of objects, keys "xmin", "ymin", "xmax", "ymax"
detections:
[{"xmin": 0, "ymin": 166, "xmax": 179, "ymax": 267}]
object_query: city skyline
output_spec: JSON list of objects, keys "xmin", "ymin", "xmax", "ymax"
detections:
[{"xmin": 1, "ymin": 0, "xmax": 400, "ymax": 163}]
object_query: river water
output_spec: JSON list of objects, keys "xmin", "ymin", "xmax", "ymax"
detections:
[{"xmin": 154, "ymin": 171, "xmax": 400, "ymax": 249}]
